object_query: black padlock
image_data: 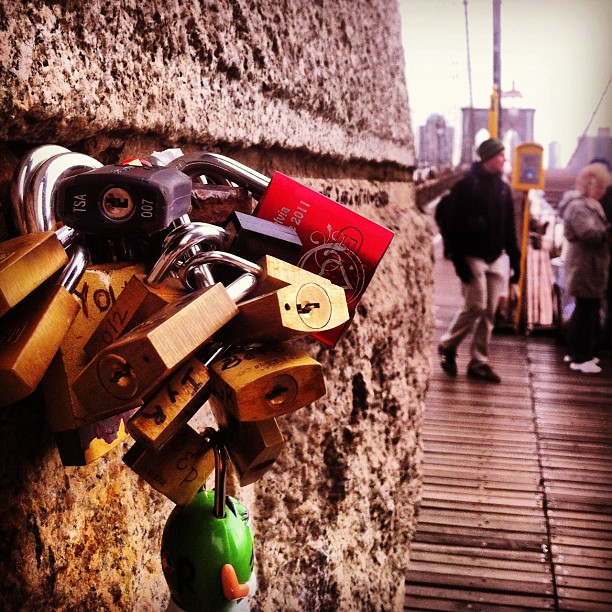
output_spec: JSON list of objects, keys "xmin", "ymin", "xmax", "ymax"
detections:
[
  {"xmin": 214, "ymin": 211, "xmax": 302, "ymax": 285},
  {"xmin": 56, "ymin": 164, "xmax": 192, "ymax": 236}
]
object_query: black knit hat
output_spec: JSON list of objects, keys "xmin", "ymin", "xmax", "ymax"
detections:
[{"xmin": 478, "ymin": 138, "xmax": 505, "ymax": 162}]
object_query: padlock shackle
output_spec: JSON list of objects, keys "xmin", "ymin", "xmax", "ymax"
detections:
[
  {"xmin": 203, "ymin": 428, "xmax": 228, "ymax": 519},
  {"xmin": 169, "ymin": 152, "xmax": 270, "ymax": 198},
  {"xmin": 147, "ymin": 223, "xmax": 228, "ymax": 286},
  {"xmin": 225, "ymin": 272, "xmax": 258, "ymax": 303},
  {"xmin": 58, "ymin": 244, "xmax": 89, "ymax": 293},
  {"xmin": 25, "ymin": 152, "xmax": 103, "ymax": 232},
  {"xmin": 179, "ymin": 251, "xmax": 263, "ymax": 292},
  {"xmin": 55, "ymin": 225, "xmax": 80, "ymax": 249},
  {"xmin": 10, "ymin": 145, "xmax": 71, "ymax": 236}
]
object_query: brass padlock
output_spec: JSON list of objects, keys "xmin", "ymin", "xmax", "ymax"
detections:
[
  {"xmin": 0, "ymin": 244, "xmax": 88, "ymax": 407},
  {"xmin": 127, "ymin": 355, "xmax": 212, "ymax": 451},
  {"xmin": 123, "ymin": 424, "xmax": 215, "ymax": 506},
  {"xmin": 0, "ymin": 225, "xmax": 78, "ymax": 317},
  {"xmin": 217, "ymin": 278, "xmax": 349, "ymax": 344},
  {"xmin": 209, "ymin": 343, "xmax": 326, "ymax": 422},
  {"xmin": 209, "ymin": 395, "xmax": 284, "ymax": 487},
  {"xmin": 73, "ymin": 283, "xmax": 239, "ymax": 420},
  {"xmin": 41, "ymin": 260, "xmax": 147, "ymax": 465},
  {"xmin": 83, "ymin": 273, "xmax": 187, "ymax": 359}
]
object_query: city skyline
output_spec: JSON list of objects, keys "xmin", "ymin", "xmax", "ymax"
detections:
[{"xmin": 399, "ymin": 0, "xmax": 612, "ymax": 168}]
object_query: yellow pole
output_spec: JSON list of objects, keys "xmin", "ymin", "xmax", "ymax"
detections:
[
  {"xmin": 488, "ymin": 84, "xmax": 499, "ymax": 138},
  {"xmin": 514, "ymin": 191, "xmax": 530, "ymax": 330}
]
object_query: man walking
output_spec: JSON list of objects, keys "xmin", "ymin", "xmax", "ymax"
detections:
[{"xmin": 437, "ymin": 138, "xmax": 521, "ymax": 383}]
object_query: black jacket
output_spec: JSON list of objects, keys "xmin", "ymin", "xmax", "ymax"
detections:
[{"xmin": 446, "ymin": 162, "xmax": 521, "ymax": 276}]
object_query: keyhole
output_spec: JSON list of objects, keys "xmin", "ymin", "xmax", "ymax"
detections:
[
  {"xmin": 265, "ymin": 384, "xmax": 290, "ymax": 405},
  {"xmin": 97, "ymin": 354, "xmax": 138, "ymax": 399},
  {"xmin": 296, "ymin": 302, "xmax": 320, "ymax": 315}
]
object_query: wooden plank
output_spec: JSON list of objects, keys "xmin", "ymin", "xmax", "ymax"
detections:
[
  {"xmin": 405, "ymin": 568, "xmax": 552, "ymax": 595},
  {"xmin": 404, "ymin": 584, "xmax": 554, "ymax": 610}
]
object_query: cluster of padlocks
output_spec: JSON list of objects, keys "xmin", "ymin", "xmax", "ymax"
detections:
[{"xmin": 0, "ymin": 145, "xmax": 394, "ymax": 610}]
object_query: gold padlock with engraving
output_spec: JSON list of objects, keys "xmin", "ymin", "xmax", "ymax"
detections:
[
  {"xmin": 127, "ymin": 355, "xmax": 212, "ymax": 451},
  {"xmin": 209, "ymin": 395, "xmax": 284, "ymax": 487},
  {"xmin": 41, "ymin": 260, "xmax": 147, "ymax": 465},
  {"xmin": 123, "ymin": 424, "xmax": 215, "ymax": 505},
  {"xmin": 83, "ymin": 273, "xmax": 187, "ymax": 359},
  {"xmin": 73, "ymin": 283, "xmax": 239, "ymax": 419},
  {"xmin": 209, "ymin": 342, "xmax": 326, "ymax": 422},
  {"xmin": 0, "ymin": 226, "xmax": 78, "ymax": 317},
  {"xmin": 0, "ymin": 244, "xmax": 88, "ymax": 407}
]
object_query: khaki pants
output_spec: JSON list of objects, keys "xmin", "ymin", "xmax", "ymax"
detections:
[{"xmin": 440, "ymin": 255, "xmax": 507, "ymax": 367}]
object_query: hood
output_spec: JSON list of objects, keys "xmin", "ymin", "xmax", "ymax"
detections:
[{"xmin": 557, "ymin": 189, "xmax": 581, "ymax": 218}]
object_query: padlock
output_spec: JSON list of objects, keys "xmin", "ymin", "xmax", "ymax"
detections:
[
  {"xmin": 169, "ymin": 151, "xmax": 394, "ymax": 346},
  {"xmin": 56, "ymin": 163, "xmax": 193, "ymax": 237},
  {"xmin": 209, "ymin": 394, "xmax": 284, "ymax": 487},
  {"xmin": 83, "ymin": 218, "xmax": 228, "ymax": 359},
  {"xmin": 214, "ymin": 211, "xmax": 302, "ymax": 285},
  {"xmin": 160, "ymin": 431, "xmax": 254, "ymax": 612},
  {"xmin": 0, "ymin": 243, "xmax": 88, "ymax": 407},
  {"xmin": 23, "ymin": 150, "xmax": 104, "ymax": 232},
  {"xmin": 209, "ymin": 342, "xmax": 326, "ymax": 422},
  {"xmin": 123, "ymin": 424, "xmax": 215, "ymax": 506},
  {"xmin": 10, "ymin": 144, "xmax": 71, "ymax": 235},
  {"xmin": 83, "ymin": 273, "xmax": 188, "ymax": 360},
  {"xmin": 126, "ymin": 356, "xmax": 212, "ymax": 451},
  {"xmin": 0, "ymin": 225, "xmax": 79, "ymax": 317},
  {"xmin": 72, "ymin": 283, "xmax": 239, "ymax": 419},
  {"xmin": 190, "ymin": 184, "xmax": 253, "ymax": 225},
  {"xmin": 215, "ymin": 255, "xmax": 350, "ymax": 344},
  {"xmin": 41, "ymin": 260, "xmax": 147, "ymax": 465}
]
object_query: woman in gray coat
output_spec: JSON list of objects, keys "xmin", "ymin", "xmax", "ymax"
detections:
[{"xmin": 558, "ymin": 163, "xmax": 612, "ymax": 373}]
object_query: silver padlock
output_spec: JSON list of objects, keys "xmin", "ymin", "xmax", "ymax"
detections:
[
  {"xmin": 23, "ymin": 150, "xmax": 103, "ymax": 232},
  {"xmin": 10, "ymin": 144, "xmax": 71, "ymax": 235}
]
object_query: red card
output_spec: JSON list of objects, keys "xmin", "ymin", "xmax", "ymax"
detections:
[{"xmin": 255, "ymin": 172, "xmax": 394, "ymax": 346}]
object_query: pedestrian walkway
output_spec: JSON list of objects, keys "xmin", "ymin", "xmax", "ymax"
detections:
[{"xmin": 404, "ymin": 241, "xmax": 612, "ymax": 611}]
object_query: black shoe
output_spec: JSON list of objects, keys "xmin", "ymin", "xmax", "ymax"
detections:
[
  {"xmin": 467, "ymin": 363, "xmax": 501, "ymax": 383},
  {"xmin": 438, "ymin": 344, "xmax": 457, "ymax": 377}
]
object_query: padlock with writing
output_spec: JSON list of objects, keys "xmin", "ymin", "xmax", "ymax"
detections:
[
  {"xmin": 123, "ymin": 272, "xmax": 259, "ymax": 450},
  {"xmin": 216, "ymin": 255, "xmax": 349, "ymax": 344},
  {"xmin": 123, "ymin": 424, "xmax": 215, "ymax": 506},
  {"xmin": 170, "ymin": 151, "xmax": 394, "ymax": 346},
  {"xmin": 83, "ymin": 219, "xmax": 228, "ymax": 358},
  {"xmin": 0, "ymin": 243, "xmax": 88, "ymax": 407},
  {"xmin": 73, "ymin": 282, "xmax": 239, "ymax": 419},
  {"xmin": 160, "ymin": 430, "xmax": 254, "ymax": 612},
  {"xmin": 0, "ymin": 225, "xmax": 79, "ymax": 317},
  {"xmin": 41, "ymin": 259, "xmax": 147, "ymax": 465},
  {"xmin": 209, "ymin": 342, "xmax": 326, "ymax": 422},
  {"xmin": 127, "ymin": 356, "xmax": 212, "ymax": 451},
  {"xmin": 23, "ymin": 150, "xmax": 104, "ymax": 233},
  {"xmin": 209, "ymin": 394, "xmax": 284, "ymax": 487},
  {"xmin": 56, "ymin": 163, "xmax": 193, "ymax": 237}
]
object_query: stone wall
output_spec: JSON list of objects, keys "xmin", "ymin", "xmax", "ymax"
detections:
[{"xmin": 0, "ymin": 1, "xmax": 433, "ymax": 610}]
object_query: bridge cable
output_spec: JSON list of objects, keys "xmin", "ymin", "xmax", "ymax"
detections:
[{"xmin": 463, "ymin": 0, "xmax": 475, "ymax": 158}]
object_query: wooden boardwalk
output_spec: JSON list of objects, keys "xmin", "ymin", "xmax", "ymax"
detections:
[{"xmin": 405, "ymin": 242, "xmax": 612, "ymax": 611}]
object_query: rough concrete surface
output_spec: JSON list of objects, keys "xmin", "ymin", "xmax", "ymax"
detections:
[{"xmin": 0, "ymin": 1, "xmax": 431, "ymax": 610}]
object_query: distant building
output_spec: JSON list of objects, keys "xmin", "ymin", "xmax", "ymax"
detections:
[
  {"xmin": 567, "ymin": 127, "xmax": 612, "ymax": 170},
  {"xmin": 548, "ymin": 141, "xmax": 561, "ymax": 169},
  {"xmin": 418, "ymin": 114, "xmax": 454, "ymax": 168}
]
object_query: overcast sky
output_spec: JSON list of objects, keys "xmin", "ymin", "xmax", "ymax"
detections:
[{"xmin": 399, "ymin": 0, "xmax": 612, "ymax": 167}]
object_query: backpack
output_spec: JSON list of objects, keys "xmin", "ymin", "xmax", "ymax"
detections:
[{"xmin": 434, "ymin": 190, "xmax": 454, "ymax": 243}]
